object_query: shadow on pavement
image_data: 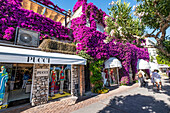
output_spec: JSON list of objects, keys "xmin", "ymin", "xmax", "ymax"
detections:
[
  {"xmin": 161, "ymin": 85, "xmax": 170, "ymax": 96},
  {"xmin": 77, "ymin": 85, "xmax": 121, "ymax": 103},
  {"xmin": 145, "ymin": 78, "xmax": 170, "ymax": 96},
  {"xmin": 98, "ymin": 94, "xmax": 170, "ymax": 113}
]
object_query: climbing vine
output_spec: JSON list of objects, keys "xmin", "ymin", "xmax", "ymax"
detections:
[{"xmin": 89, "ymin": 59, "xmax": 104, "ymax": 93}]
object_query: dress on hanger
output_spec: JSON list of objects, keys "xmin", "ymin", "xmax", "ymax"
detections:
[
  {"xmin": 0, "ymin": 69, "xmax": 8, "ymax": 102},
  {"xmin": 51, "ymin": 70, "xmax": 56, "ymax": 95}
]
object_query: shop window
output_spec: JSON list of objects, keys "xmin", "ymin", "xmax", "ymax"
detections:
[
  {"xmin": 103, "ymin": 68, "xmax": 119, "ymax": 87},
  {"xmin": 0, "ymin": 63, "xmax": 33, "ymax": 108},
  {"xmin": 85, "ymin": 19, "xmax": 104, "ymax": 33},
  {"xmin": 96, "ymin": 21, "xmax": 104, "ymax": 33},
  {"xmin": 48, "ymin": 65, "xmax": 71, "ymax": 100},
  {"xmin": 85, "ymin": 18, "xmax": 90, "ymax": 27}
]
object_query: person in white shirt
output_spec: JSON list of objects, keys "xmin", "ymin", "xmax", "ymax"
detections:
[
  {"xmin": 137, "ymin": 70, "xmax": 146, "ymax": 87},
  {"xmin": 152, "ymin": 69, "xmax": 162, "ymax": 91},
  {"xmin": 151, "ymin": 71, "xmax": 155, "ymax": 88}
]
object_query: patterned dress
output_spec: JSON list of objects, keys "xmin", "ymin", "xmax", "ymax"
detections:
[
  {"xmin": 60, "ymin": 70, "xmax": 65, "ymax": 81},
  {"xmin": 104, "ymin": 70, "xmax": 108, "ymax": 79},
  {"xmin": 0, "ymin": 72, "xmax": 8, "ymax": 101},
  {"xmin": 59, "ymin": 70, "xmax": 65, "ymax": 94},
  {"xmin": 51, "ymin": 70, "xmax": 56, "ymax": 95}
]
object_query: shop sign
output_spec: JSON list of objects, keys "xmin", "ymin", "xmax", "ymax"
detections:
[
  {"xmin": 36, "ymin": 69, "xmax": 49, "ymax": 76},
  {"xmin": 27, "ymin": 57, "xmax": 50, "ymax": 64}
]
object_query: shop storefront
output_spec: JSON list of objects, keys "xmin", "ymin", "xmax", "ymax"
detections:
[
  {"xmin": 102, "ymin": 57, "xmax": 122, "ymax": 87},
  {"xmin": 0, "ymin": 45, "xmax": 86, "ymax": 109},
  {"xmin": 137, "ymin": 59, "xmax": 150, "ymax": 78}
]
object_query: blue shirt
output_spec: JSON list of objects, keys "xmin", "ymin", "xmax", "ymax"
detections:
[{"xmin": 23, "ymin": 74, "xmax": 29, "ymax": 80}]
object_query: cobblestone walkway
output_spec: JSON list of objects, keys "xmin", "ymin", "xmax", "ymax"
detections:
[
  {"xmin": 19, "ymin": 83, "xmax": 138, "ymax": 113},
  {"xmin": 1, "ymin": 82, "xmax": 138, "ymax": 113},
  {"xmin": 3, "ymin": 76, "xmax": 169, "ymax": 113},
  {"xmin": 72, "ymin": 76, "xmax": 170, "ymax": 113}
]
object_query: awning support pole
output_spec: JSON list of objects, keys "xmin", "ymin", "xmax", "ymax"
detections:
[
  {"xmin": 117, "ymin": 68, "xmax": 119, "ymax": 86},
  {"xmin": 71, "ymin": 65, "xmax": 73, "ymax": 96}
]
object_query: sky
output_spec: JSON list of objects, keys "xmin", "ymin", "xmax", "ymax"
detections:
[{"xmin": 52, "ymin": 0, "xmax": 170, "ymax": 42}]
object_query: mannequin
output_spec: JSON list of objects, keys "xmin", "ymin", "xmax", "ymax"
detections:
[
  {"xmin": 0, "ymin": 66, "xmax": 8, "ymax": 105},
  {"xmin": 60, "ymin": 66, "xmax": 65, "ymax": 94},
  {"xmin": 104, "ymin": 69, "xmax": 109, "ymax": 86},
  {"xmin": 101, "ymin": 71, "xmax": 106, "ymax": 87},
  {"xmin": 51, "ymin": 66, "xmax": 57, "ymax": 96},
  {"xmin": 110, "ymin": 69, "xmax": 115, "ymax": 84}
]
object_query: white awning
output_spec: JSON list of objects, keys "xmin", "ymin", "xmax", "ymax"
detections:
[
  {"xmin": 105, "ymin": 57, "xmax": 122, "ymax": 68},
  {"xmin": 158, "ymin": 64, "xmax": 169, "ymax": 68},
  {"xmin": 137, "ymin": 59, "xmax": 150, "ymax": 69},
  {"xmin": 0, "ymin": 46, "xmax": 86, "ymax": 65}
]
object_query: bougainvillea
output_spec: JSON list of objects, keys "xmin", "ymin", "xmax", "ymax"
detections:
[
  {"xmin": 120, "ymin": 76, "xmax": 130, "ymax": 85},
  {"xmin": 3, "ymin": 27, "xmax": 15, "ymax": 40},
  {"xmin": 73, "ymin": 0, "xmax": 87, "ymax": 13},
  {"xmin": 71, "ymin": 0, "xmax": 150, "ymax": 83},
  {"xmin": 85, "ymin": 3, "xmax": 107, "ymax": 28},
  {"xmin": 0, "ymin": 0, "xmax": 71, "ymax": 41}
]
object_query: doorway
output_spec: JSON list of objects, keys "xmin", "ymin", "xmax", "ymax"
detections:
[{"xmin": 85, "ymin": 63, "xmax": 91, "ymax": 92}]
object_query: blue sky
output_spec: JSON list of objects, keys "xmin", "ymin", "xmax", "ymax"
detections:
[{"xmin": 52, "ymin": 0, "xmax": 170, "ymax": 41}]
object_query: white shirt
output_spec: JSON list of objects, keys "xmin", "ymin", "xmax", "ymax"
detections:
[
  {"xmin": 152, "ymin": 72, "xmax": 161, "ymax": 80},
  {"xmin": 137, "ymin": 70, "xmax": 145, "ymax": 77}
]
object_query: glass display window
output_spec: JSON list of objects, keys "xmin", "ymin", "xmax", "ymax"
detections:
[
  {"xmin": 104, "ymin": 68, "xmax": 119, "ymax": 87},
  {"xmin": 49, "ymin": 65, "xmax": 71, "ymax": 100},
  {"xmin": 0, "ymin": 63, "xmax": 33, "ymax": 109}
]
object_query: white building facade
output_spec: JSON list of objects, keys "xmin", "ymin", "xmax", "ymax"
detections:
[{"xmin": 145, "ymin": 38, "xmax": 157, "ymax": 63}]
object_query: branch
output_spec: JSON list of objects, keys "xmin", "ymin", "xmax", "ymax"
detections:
[
  {"xmin": 156, "ymin": 44, "xmax": 170, "ymax": 57},
  {"xmin": 145, "ymin": 34, "xmax": 159, "ymax": 41},
  {"xmin": 166, "ymin": 13, "xmax": 170, "ymax": 22},
  {"xmin": 160, "ymin": 23, "xmax": 169, "ymax": 40},
  {"xmin": 146, "ymin": 20, "xmax": 169, "ymax": 42},
  {"xmin": 150, "ymin": 28, "xmax": 157, "ymax": 34},
  {"xmin": 155, "ymin": 30, "xmax": 161, "ymax": 38}
]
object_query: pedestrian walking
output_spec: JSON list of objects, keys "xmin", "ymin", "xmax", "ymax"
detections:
[
  {"xmin": 137, "ymin": 70, "xmax": 146, "ymax": 87},
  {"xmin": 152, "ymin": 69, "xmax": 162, "ymax": 91},
  {"xmin": 151, "ymin": 71, "xmax": 155, "ymax": 88}
]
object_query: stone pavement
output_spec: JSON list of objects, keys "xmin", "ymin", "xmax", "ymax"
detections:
[
  {"xmin": 72, "ymin": 76, "xmax": 170, "ymax": 113},
  {"xmin": 2, "ymin": 76, "xmax": 169, "ymax": 113},
  {"xmin": 1, "ymin": 80, "xmax": 138, "ymax": 113},
  {"xmin": 19, "ymin": 83, "xmax": 138, "ymax": 113}
]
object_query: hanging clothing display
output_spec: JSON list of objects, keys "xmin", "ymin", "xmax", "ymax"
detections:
[
  {"xmin": 104, "ymin": 69, "xmax": 108, "ymax": 79},
  {"xmin": 0, "ymin": 66, "xmax": 8, "ymax": 104},
  {"xmin": 54, "ymin": 71, "xmax": 59, "ymax": 94},
  {"xmin": 111, "ymin": 70, "xmax": 115, "ymax": 81},
  {"xmin": 60, "ymin": 70, "xmax": 65, "ymax": 81},
  {"xmin": 51, "ymin": 70, "xmax": 57, "ymax": 96},
  {"xmin": 60, "ymin": 68, "xmax": 65, "ymax": 94},
  {"xmin": 110, "ymin": 70, "xmax": 115, "ymax": 84}
]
